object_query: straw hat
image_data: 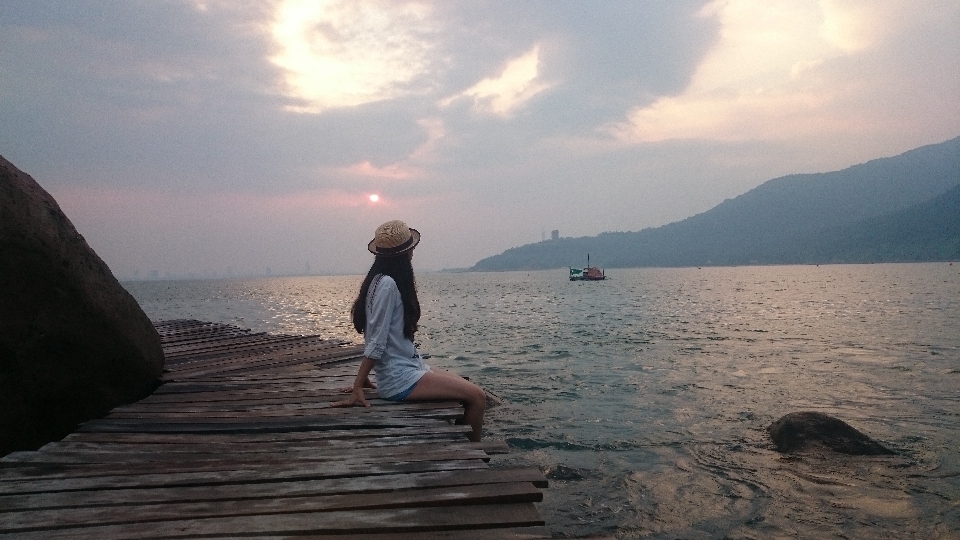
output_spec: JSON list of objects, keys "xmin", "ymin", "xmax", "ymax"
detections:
[{"xmin": 367, "ymin": 220, "xmax": 420, "ymax": 256}]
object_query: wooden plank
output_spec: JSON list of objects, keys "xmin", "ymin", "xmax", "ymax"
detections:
[
  {"xmin": 108, "ymin": 395, "xmax": 458, "ymax": 409},
  {"xmin": 277, "ymin": 527, "xmax": 552, "ymax": 539},
  {"xmin": 128, "ymin": 387, "xmax": 376, "ymax": 405},
  {"xmin": 163, "ymin": 350, "xmax": 364, "ymax": 379},
  {"xmin": 2, "ymin": 441, "xmax": 509, "ymax": 464},
  {"xmin": 112, "ymin": 398, "xmax": 364, "ymax": 411},
  {"xmin": 153, "ymin": 321, "xmax": 252, "ymax": 343},
  {"xmin": 150, "ymin": 378, "xmax": 361, "ymax": 394},
  {"xmin": 163, "ymin": 365, "xmax": 362, "ymax": 384},
  {"xmin": 161, "ymin": 333, "xmax": 317, "ymax": 355},
  {"xmin": 0, "ymin": 467, "xmax": 548, "ymax": 511},
  {"xmin": 131, "ymin": 390, "xmax": 362, "ymax": 405},
  {"xmin": 0, "ymin": 459, "xmax": 489, "ymax": 495},
  {"xmin": 0, "ymin": 482, "xmax": 543, "ymax": 534},
  {"xmin": 160, "ymin": 331, "xmax": 269, "ymax": 354},
  {"xmin": 164, "ymin": 336, "xmax": 350, "ymax": 359},
  {"xmin": 162, "ymin": 337, "xmax": 355, "ymax": 362},
  {"xmin": 1, "ymin": 503, "xmax": 545, "ymax": 539},
  {"xmin": 75, "ymin": 414, "xmax": 462, "ymax": 434},
  {"xmin": 105, "ymin": 400, "xmax": 465, "ymax": 417},
  {"xmin": 5, "ymin": 447, "xmax": 490, "ymax": 472},
  {"xmin": 86, "ymin": 413, "xmax": 468, "ymax": 428},
  {"xmin": 7, "ymin": 435, "xmax": 472, "ymax": 462},
  {"xmin": 159, "ymin": 349, "xmax": 363, "ymax": 380},
  {"xmin": 57, "ymin": 424, "xmax": 473, "ymax": 445},
  {"xmin": 162, "ymin": 337, "xmax": 294, "ymax": 362},
  {"xmin": 162, "ymin": 338, "xmax": 350, "ymax": 367}
]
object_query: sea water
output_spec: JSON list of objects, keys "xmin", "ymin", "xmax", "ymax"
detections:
[{"xmin": 124, "ymin": 263, "xmax": 960, "ymax": 539}]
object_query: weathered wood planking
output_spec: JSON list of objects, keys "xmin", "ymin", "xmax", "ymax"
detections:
[
  {"xmin": 5, "ymin": 503, "xmax": 546, "ymax": 539},
  {"xmin": 0, "ymin": 319, "xmax": 548, "ymax": 538},
  {"xmin": 3, "ymin": 483, "xmax": 544, "ymax": 535},
  {"xmin": 0, "ymin": 468, "xmax": 548, "ymax": 511},
  {"xmin": 1, "ymin": 441, "xmax": 511, "ymax": 466}
]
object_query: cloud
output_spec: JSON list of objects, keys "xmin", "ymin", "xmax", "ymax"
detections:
[
  {"xmin": 608, "ymin": 0, "xmax": 958, "ymax": 143},
  {"xmin": 270, "ymin": 0, "xmax": 438, "ymax": 113},
  {"xmin": 339, "ymin": 161, "xmax": 418, "ymax": 180},
  {"xmin": 441, "ymin": 45, "xmax": 553, "ymax": 118},
  {"xmin": 2, "ymin": 1, "xmax": 956, "ymax": 275},
  {"xmin": 817, "ymin": 0, "xmax": 917, "ymax": 53},
  {"xmin": 334, "ymin": 116, "xmax": 446, "ymax": 181}
]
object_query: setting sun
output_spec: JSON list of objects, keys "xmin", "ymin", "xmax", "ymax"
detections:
[{"xmin": 369, "ymin": 194, "xmax": 379, "ymax": 202}]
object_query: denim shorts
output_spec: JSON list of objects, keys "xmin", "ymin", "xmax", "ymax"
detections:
[{"xmin": 384, "ymin": 380, "xmax": 419, "ymax": 401}]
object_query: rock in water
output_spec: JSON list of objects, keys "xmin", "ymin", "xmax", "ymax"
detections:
[
  {"xmin": 768, "ymin": 411, "xmax": 895, "ymax": 455},
  {"xmin": 0, "ymin": 156, "xmax": 164, "ymax": 455}
]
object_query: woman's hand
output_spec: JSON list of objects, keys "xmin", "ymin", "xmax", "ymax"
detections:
[
  {"xmin": 333, "ymin": 356, "xmax": 375, "ymax": 407},
  {"xmin": 331, "ymin": 387, "xmax": 371, "ymax": 408}
]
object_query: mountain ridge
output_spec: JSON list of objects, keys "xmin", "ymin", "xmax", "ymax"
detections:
[{"xmin": 471, "ymin": 136, "xmax": 960, "ymax": 271}]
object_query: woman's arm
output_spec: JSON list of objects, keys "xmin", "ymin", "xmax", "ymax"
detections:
[
  {"xmin": 331, "ymin": 356, "xmax": 376, "ymax": 408},
  {"xmin": 362, "ymin": 276, "xmax": 394, "ymax": 360}
]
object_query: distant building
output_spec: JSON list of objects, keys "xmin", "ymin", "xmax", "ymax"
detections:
[{"xmin": 551, "ymin": 230, "xmax": 559, "ymax": 241}]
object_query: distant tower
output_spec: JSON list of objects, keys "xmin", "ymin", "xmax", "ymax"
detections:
[{"xmin": 551, "ymin": 230, "xmax": 559, "ymax": 241}]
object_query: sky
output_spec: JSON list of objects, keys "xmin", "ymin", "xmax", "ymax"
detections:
[{"xmin": 2, "ymin": 0, "xmax": 958, "ymax": 278}]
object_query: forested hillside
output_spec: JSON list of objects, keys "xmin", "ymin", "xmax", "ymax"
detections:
[{"xmin": 472, "ymin": 136, "xmax": 960, "ymax": 271}]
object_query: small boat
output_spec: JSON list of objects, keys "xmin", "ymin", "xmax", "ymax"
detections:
[{"xmin": 569, "ymin": 254, "xmax": 606, "ymax": 281}]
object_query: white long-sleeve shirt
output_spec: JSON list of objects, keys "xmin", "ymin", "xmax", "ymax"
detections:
[{"xmin": 363, "ymin": 274, "xmax": 430, "ymax": 398}]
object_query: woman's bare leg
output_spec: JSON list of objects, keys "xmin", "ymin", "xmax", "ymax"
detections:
[{"xmin": 407, "ymin": 371, "xmax": 486, "ymax": 441}]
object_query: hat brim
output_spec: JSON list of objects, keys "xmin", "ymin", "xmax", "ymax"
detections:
[{"xmin": 368, "ymin": 228, "xmax": 420, "ymax": 256}]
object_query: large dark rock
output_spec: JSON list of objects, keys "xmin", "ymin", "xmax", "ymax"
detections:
[
  {"xmin": 768, "ymin": 411, "xmax": 895, "ymax": 455},
  {"xmin": 0, "ymin": 156, "xmax": 164, "ymax": 455}
]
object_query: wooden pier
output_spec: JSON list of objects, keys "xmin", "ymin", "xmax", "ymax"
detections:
[{"xmin": 0, "ymin": 320, "xmax": 549, "ymax": 538}]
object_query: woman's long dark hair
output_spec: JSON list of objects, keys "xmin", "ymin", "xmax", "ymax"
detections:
[{"xmin": 351, "ymin": 254, "xmax": 420, "ymax": 340}]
